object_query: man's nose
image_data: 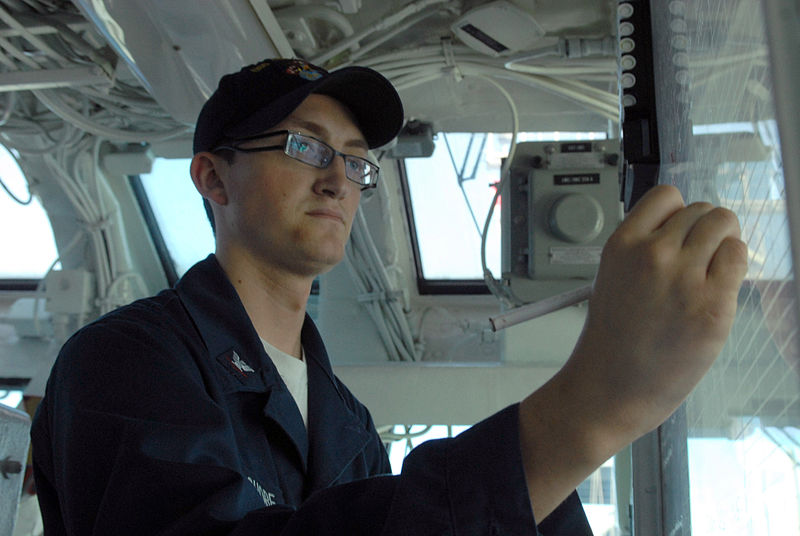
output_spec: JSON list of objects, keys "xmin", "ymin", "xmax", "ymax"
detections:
[{"xmin": 314, "ymin": 155, "xmax": 352, "ymax": 199}]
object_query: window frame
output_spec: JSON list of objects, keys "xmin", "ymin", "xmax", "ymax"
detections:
[{"xmin": 129, "ymin": 175, "xmax": 179, "ymax": 286}]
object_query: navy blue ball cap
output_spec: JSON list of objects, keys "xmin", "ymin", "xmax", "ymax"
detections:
[{"xmin": 193, "ymin": 58, "xmax": 404, "ymax": 153}]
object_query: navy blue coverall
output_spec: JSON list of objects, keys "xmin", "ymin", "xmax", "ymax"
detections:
[{"xmin": 31, "ymin": 255, "xmax": 592, "ymax": 535}]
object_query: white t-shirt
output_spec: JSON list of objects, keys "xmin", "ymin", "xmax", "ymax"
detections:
[{"xmin": 260, "ymin": 338, "xmax": 308, "ymax": 428}]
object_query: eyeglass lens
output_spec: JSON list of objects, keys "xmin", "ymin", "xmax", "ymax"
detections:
[{"xmin": 285, "ymin": 133, "xmax": 377, "ymax": 186}]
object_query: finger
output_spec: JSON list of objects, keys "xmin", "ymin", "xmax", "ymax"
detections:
[
  {"xmin": 683, "ymin": 207, "xmax": 742, "ymax": 266},
  {"xmin": 655, "ymin": 201, "xmax": 715, "ymax": 246},
  {"xmin": 622, "ymin": 185, "xmax": 686, "ymax": 235},
  {"xmin": 708, "ymin": 236, "xmax": 749, "ymax": 290}
]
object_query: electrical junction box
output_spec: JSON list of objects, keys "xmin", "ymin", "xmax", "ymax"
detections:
[
  {"xmin": 45, "ymin": 269, "xmax": 96, "ymax": 315},
  {"xmin": 387, "ymin": 120, "xmax": 435, "ymax": 158},
  {"xmin": 451, "ymin": 1, "xmax": 545, "ymax": 57},
  {"xmin": 101, "ymin": 143, "xmax": 155, "ymax": 175},
  {"xmin": 502, "ymin": 140, "xmax": 622, "ymax": 302}
]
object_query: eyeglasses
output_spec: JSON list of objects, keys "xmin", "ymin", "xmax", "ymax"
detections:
[{"xmin": 214, "ymin": 130, "xmax": 380, "ymax": 189}]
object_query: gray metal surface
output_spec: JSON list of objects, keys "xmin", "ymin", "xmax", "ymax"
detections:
[
  {"xmin": 632, "ymin": 405, "xmax": 691, "ymax": 536},
  {"xmin": 0, "ymin": 404, "xmax": 30, "ymax": 536},
  {"xmin": 763, "ymin": 0, "xmax": 800, "ymax": 379}
]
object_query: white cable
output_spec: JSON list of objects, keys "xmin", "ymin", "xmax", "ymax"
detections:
[
  {"xmin": 0, "ymin": 115, "xmax": 56, "ymax": 140},
  {"xmin": 104, "ymin": 272, "xmax": 149, "ymax": 309},
  {"xmin": 0, "ymin": 35, "xmax": 40, "ymax": 69},
  {"xmin": 32, "ymin": 89, "xmax": 188, "ymax": 143},
  {"xmin": 455, "ymin": 62, "xmax": 619, "ymax": 120},
  {"xmin": 0, "ymin": 145, "xmax": 32, "ymax": 204},
  {"xmin": 542, "ymin": 74, "xmax": 619, "ymax": 106},
  {"xmin": 0, "ymin": 42, "xmax": 20, "ymax": 70},
  {"xmin": 345, "ymin": 207, "xmax": 418, "ymax": 361},
  {"xmin": 505, "ymin": 61, "xmax": 617, "ymax": 76},
  {"xmin": 366, "ymin": 53, "xmax": 487, "ymax": 72},
  {"xmin": 79, "ymin": 84, "xmax": 168, "ymax": 112},
  {"xmin": 503, "ymin": 44, "xmax": 563, "ymax": 64},
  {"xmin": 344, "ymin": 223, "xmax": 397, "ymax": 359},
  {"xmin": 44, "ymin": 16, "xmax": 114, "ymax": 74},
  {"xmin": 0, "ymin": 90, "xmax": 17, "ymax": 126},
  {"xmin": 344, "ymin": 240, "xmax": 401, "ymax": 361},
  {"xmin": 311, "ymin": 0, "xmax": 450, "ymax": 66},
  {"xmin": 388, "ymin": 65, "xmax": 617, "ymax": 121},
  {"xmin": 368, "ymin": 45, "xmax": 611, "ymax": 80},
  {"xmin": 77, "ymin": 90, "xmax": 178, "ymax": 125},
  {"xmin": 391, "ymin": 72, "xmax": 444, "ymax": 92},
  {"xmin": 82, "ymin": 138, "xmax": 118, "ymax": 284},
  {"xmin": 32, "ymin": 229, "xmax": 85, "ymax": 337},
  {"xmin": 44, "ymin": 153, "xmax": 96, "ymax": 222},
  {"xmin": 356, "ymin": 209, "xmax": 417, "ymax": 359},
  {"xmin": 0, "ymin": 3, "xmax": 69, "ymax": 65},
  {"xmin": 353, "ymin": 246, "xmax": 411, "ymax": 361},
  {"xmin": 347, "ymin": 8, "xmax": 440, "ymax": 63},
  {"xmin": 44, "ymin": 150, "xmax": 113, "ymax": 309},
  {"xmin": 473, "ymin": 75, "xmax": 523, "ymax": 307},
  {"xmin": 367, "ymin": 48, "xmax": 619, "ymax": 120},
  {"xmin": 362, "ymin": 44, "xmax": 475, "ymax": 67}
]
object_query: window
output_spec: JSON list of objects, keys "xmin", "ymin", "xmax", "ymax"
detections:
[
  {"xmin": 0, "ymin": 144, "xmax": 59, "ymax": 283},
  {"xmin": 137, "ymin": 158, "xmax": 214, "ymax": 278}
]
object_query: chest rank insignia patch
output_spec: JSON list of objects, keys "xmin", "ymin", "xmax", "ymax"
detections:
[
  {"xmin": 217, "ymin": 349, "xmax": 255, "ymax": 382},
  {"xmin": 232, "ymin": 351, "xmax": 255, "ymax": 374}
]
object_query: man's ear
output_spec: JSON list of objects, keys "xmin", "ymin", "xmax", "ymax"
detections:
[{"xmin": 190, "ymin": 152, "xmax": 229, "ymax": 207}]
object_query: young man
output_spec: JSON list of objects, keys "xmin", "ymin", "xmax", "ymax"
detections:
[{"xmin": 31, "ymin": 58, "xmax": 748, "ymax": 535}]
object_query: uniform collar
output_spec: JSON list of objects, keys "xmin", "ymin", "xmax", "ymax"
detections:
[
  {"xmin": 175, "ymin": 255, "xmax": 373, "ymax": 486},
  {"xmin": 175, "ymin": 254, "xmax": 264, "ymax": 380},
  {"xmin": 301, "ymin": 318, "xmax": 375, "ymax": 493},
  {"xmin": 176, "ymin": 255, "xmax": 308, "ymax": 467}
]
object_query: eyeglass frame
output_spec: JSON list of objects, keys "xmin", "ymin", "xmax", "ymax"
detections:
[{"xmin": 213, "ymin": 130, "xmax": 380, "ymax": 190}]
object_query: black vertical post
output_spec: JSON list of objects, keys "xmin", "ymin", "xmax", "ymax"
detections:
[{"xmin": 622, "ymin": 0, "xmax": 695, "ymax": 533}]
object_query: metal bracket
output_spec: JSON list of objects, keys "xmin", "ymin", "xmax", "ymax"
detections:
[{"xmin": 0, "ymin": 456, "xmax": 22, "ymax": 479}]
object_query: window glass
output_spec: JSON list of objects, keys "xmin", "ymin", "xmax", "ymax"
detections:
[
  {"xmin": 649, "ymin": 0, "xmax": 800, "ymax": 532},
  {"xmin": 0, "ymin": 144, "xmax": 59, "ymax": 279},
  {"xmin": 138, "ymin": 158, "xmax": 214, "ymax": 277},
  {"xmin": 404, "ymin": 131, "xmax": 607, "ymax": 281}
]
